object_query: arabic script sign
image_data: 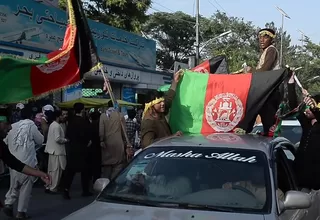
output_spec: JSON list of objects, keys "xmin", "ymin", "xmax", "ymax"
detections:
[
  {"xmin": 85, "ymin": 64, "xmax": 140, "ymax": 83},
  {"xmin": 0, "ymin": 45, "xmax": 46, "ymax": 60},
  {"xmin": 0, "ymin": 0, "xmax": 156, "ymax": 70}
]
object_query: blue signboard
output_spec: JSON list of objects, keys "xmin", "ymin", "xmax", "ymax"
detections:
[
  {"xmin": 0, "ymin": 0, "xmax": 156, "ymax": 70},
  {"xmin": 65, "ymin": 84, "xmax": 82, "ymax": 95},
  {"xmin": 122, "ymin": 87, "xmax": 136, "ymax": 104}
]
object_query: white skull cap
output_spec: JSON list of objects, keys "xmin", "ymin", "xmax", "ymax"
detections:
[
  {"xmin": 16, "ymin": 103, "xmax": 25, "ymax": 110},
  {"xmin": 43, "ymin": 104, "xmax": 54, "ymax": 112}
]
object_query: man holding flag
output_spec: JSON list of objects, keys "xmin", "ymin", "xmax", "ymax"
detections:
[
  {"xmin": 287, "ymin": 74, "xmax": 320, "ymax": 190},
  {"xmin": 244, "ymin": 28, "xmax": 282, "ymax": 134},
  {"xmin": 141, "ymin": 71, "xmax": 183, "ymax": 148}
]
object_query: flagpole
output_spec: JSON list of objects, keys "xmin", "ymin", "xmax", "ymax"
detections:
[{"xmin": 99, "ymin": 66, "xmax": 131, "ymax": 148}]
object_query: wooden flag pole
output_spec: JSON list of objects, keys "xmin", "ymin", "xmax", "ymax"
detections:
[{"xmin": 99, "ymin": 65, "xmax": 131, "ymax": 148}]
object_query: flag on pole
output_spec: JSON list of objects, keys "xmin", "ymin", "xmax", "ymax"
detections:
[
  {"xmin": 169, "ymin": 69, "xmax": 288, "ymax": 134},
  {"xmin": 192, "ymin": 55, "xmax": 229, "ymax": 74},
  {"xmin": 0, "ymin": 0, "xmax": 100, "ymax": 104}
]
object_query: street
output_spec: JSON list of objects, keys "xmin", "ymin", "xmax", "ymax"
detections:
[{"xmin": 0, "ymin": 174, "xmax": 95, "ymax": 220}]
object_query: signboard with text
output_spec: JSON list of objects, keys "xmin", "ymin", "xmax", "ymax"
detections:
[
  {"xmin": 122, "ymin": 87, "xmax": 136, "ymax": 104},
  {"xmin": 63, "ymin": 84, "xmax": 82, "ymax": 102},
  {"xmin": 85, "ymin": 64, "xmax": 141, "ymax": 83},
  {"xmin": 0, "ymin": 0, "xmax": 156, "ymax": 70},
  {"xmin": 0, "ymin": 45, "xmax": 140, "ymax": 84},
  {"xmin": 0, "ymin": 45, "xmax": 46, "ymax": 59}
]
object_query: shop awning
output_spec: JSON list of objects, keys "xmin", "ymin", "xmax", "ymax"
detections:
[{"xmin": 57, "ymin": 98, "xmax": 141, "ymax": 109}]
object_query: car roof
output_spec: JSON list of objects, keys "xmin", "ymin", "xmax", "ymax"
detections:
[
  {"xmin": 255, "ymin": 120, "xmax": 300, "ymax": 127},
  {"xmin": 149, "ymin": 133, "xmax": 274, "ymax": 157}
]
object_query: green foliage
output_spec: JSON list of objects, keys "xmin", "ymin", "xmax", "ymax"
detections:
[
  {"xmin": 145, "ymin": 10, "xmax": 320, "ymax": 93},
  {"xmin": 59, "ymin": 0, "xmax": 151, "ymax": 33},
  {"xmin": 143, "ymin": 12, "xmax": 196, "ymax": 69},
  {"xmin": 59, "ymin": 0, "xmax": 67, "ymax": 10}
]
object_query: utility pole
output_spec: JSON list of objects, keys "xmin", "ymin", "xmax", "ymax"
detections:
[
  {"xmin": 195, "ymin": 0, "xmax": 200, "ymax": 65},
  {"xmin": 275, "ymin": 6, "xmax": 291, "ymax": 67},
  {"xmin": 298, "ymin": 29, "xmax": 305, "ymax": 48},
  {"xmin": 280, "ymin": 14, "xmax": 284, "ymax": 66}
]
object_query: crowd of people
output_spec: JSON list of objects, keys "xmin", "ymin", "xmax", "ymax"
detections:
[{"xmin": 0, "ymin": 100, "xmax": 146, "ymax": 219}]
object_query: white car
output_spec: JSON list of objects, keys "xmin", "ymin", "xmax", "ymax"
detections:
[
  {"xmin": 62, "ymin": 134, "xmax": 318, "ymax": 220},
  {"xmin": 252, "ymin": 120, "xmax": 302, "ymax": 145}
]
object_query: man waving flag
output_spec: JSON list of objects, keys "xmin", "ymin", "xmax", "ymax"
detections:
[{"xmin": 0, "ymin": 0, "xmax": 100, "ymax": 104}]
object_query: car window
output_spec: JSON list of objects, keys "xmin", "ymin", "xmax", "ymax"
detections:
[
  {"xmin": 99, "ymin": 147, "xmax": 271, "ymax": 214},
  {"xmin": 276, "ymin": 149, "xmax": 296, "ymax": 193},
  {"xmin": 275, "ymin": 149, "xmax": 298, "ymax": 216},
  {"xmin": 252, "ymin": 125, "xmax": 302, "ymax": 144}
]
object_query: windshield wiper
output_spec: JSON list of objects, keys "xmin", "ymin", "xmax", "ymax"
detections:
[
  {"xmin": 100, "ymin": 196, "xmax": 236, "ymax": 212},
  {"xmin": 99, "ymin": 195, "xmax": 162, "ymax": 207},
  {"xmin": 174, "ymin": 203, "xmax": 234, "ymax": 212}
]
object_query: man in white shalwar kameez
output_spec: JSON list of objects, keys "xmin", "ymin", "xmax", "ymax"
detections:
[
  {"xmin": 3, "ymin": 108, "xmax": 44, "ymax": 219},
  {"xmin": 45, "ymin": 110, "xmax": 68, "ymax": 193}
]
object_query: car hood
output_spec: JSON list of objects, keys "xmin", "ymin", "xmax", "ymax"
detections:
[{"xmin": 62, "ymin": 201, "xmax": 265, "ymax": 220}]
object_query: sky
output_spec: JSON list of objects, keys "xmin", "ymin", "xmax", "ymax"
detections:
[{"xmin": 147, "ymin": 0, "xmax": 320, "ymax": 46}]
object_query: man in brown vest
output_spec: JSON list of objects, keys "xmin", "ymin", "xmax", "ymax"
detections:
[
  {"xmin": 236, "ymin": 29, "xmax": 281, "ymax": 133},
  {"xmin": 247, "ymin": 28, "xmax": 280, "ymax": 73}
]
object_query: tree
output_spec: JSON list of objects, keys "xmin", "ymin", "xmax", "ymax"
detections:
[
  {"xmin": 293, "ymin": 40, "xmax": 320, "ymax": 93},
  {"xmin": 201, "ymin": 12, "xmax": 259, "ymax": 72},
  {"xmin": 143, "ymin": 12, "xmax": 197, "ymax": 70},
  {"xmin": 59, "ymin": 0, "xmax": 151, "ymax": 33},
  {"xmin": 264, "ymin": 22, "xmax": 297, "ymax": 67},
  {"xmin": 200, "ymin": 13, "xmax": 295, "ymax": 72},
  {"xmin": 59, "ymin": 0, "xmax": 67, "ymax": 10}
]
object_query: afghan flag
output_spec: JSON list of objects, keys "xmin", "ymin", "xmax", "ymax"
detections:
[
  {"xmin": 169, "ymin": 69, "xmax": 288, "ymax": 134},
  {"xmin": 0, "ymin": 0, "xmax": 99, "ymax": 104},
  {"xmin": 192, "ymin": 55, "xmax": 229, "ymax": 74}
]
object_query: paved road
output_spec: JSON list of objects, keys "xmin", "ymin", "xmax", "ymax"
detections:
[{"xmin": 0, "ymin": 174, "xmax": 95, "ymax": 220}]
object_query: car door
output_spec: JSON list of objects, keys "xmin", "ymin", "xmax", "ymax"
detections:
[
  {"xmin": 275, "ymin": 148, "xmax": 303, "ymax": 220},
  {"xmin": 280, "ymin": 147, "xmax": 320, "ymax": 220}
]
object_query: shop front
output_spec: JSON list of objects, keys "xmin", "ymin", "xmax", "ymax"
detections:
[{"xmin": 84, "ymin": 63, "xmax": 173, "ymax": 105}]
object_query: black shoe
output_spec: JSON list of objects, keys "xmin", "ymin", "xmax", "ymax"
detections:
[
  {"xmin": 45, "ymin": 189, "xmax": 58, "ymax": 195},
  {"xmin": 16, "ymin": 212, "xmax": 31, "ymax": 219},
  {"xmin": 81, "ymin": 192, "xmax": 93, "ymax": 197},
  {"xmin": 3, "ymin": 204, "xmax": 13, "ymax": 217},
  {"xmin": 63, "ymin": 190, "xmax": 71, "ymax": 200}
]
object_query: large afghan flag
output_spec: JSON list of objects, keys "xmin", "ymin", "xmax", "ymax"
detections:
[
  {"xmin": 0, "ymin": 0, "xmax": 99, "ymax": 104},
  {"xmin": 169, "ymin": 69, "xmax": 288, "ymax": 134}
]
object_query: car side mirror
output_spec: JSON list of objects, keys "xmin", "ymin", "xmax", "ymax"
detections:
[
  {"xmin": 93, "ymin": 178, "xmax": 110, "ymax": 192},
  {"xmin": 279, "ymin": 191, "xmax": 311, "ymax": 212}
]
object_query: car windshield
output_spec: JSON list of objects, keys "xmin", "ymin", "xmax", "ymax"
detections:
[
  {"xmin": 98, "ymin": 147, "xmax": 271, "ymax": 214},
  {"xmin": 252, "ymin": 125, "xmax": 302, "ymax": 144}
]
